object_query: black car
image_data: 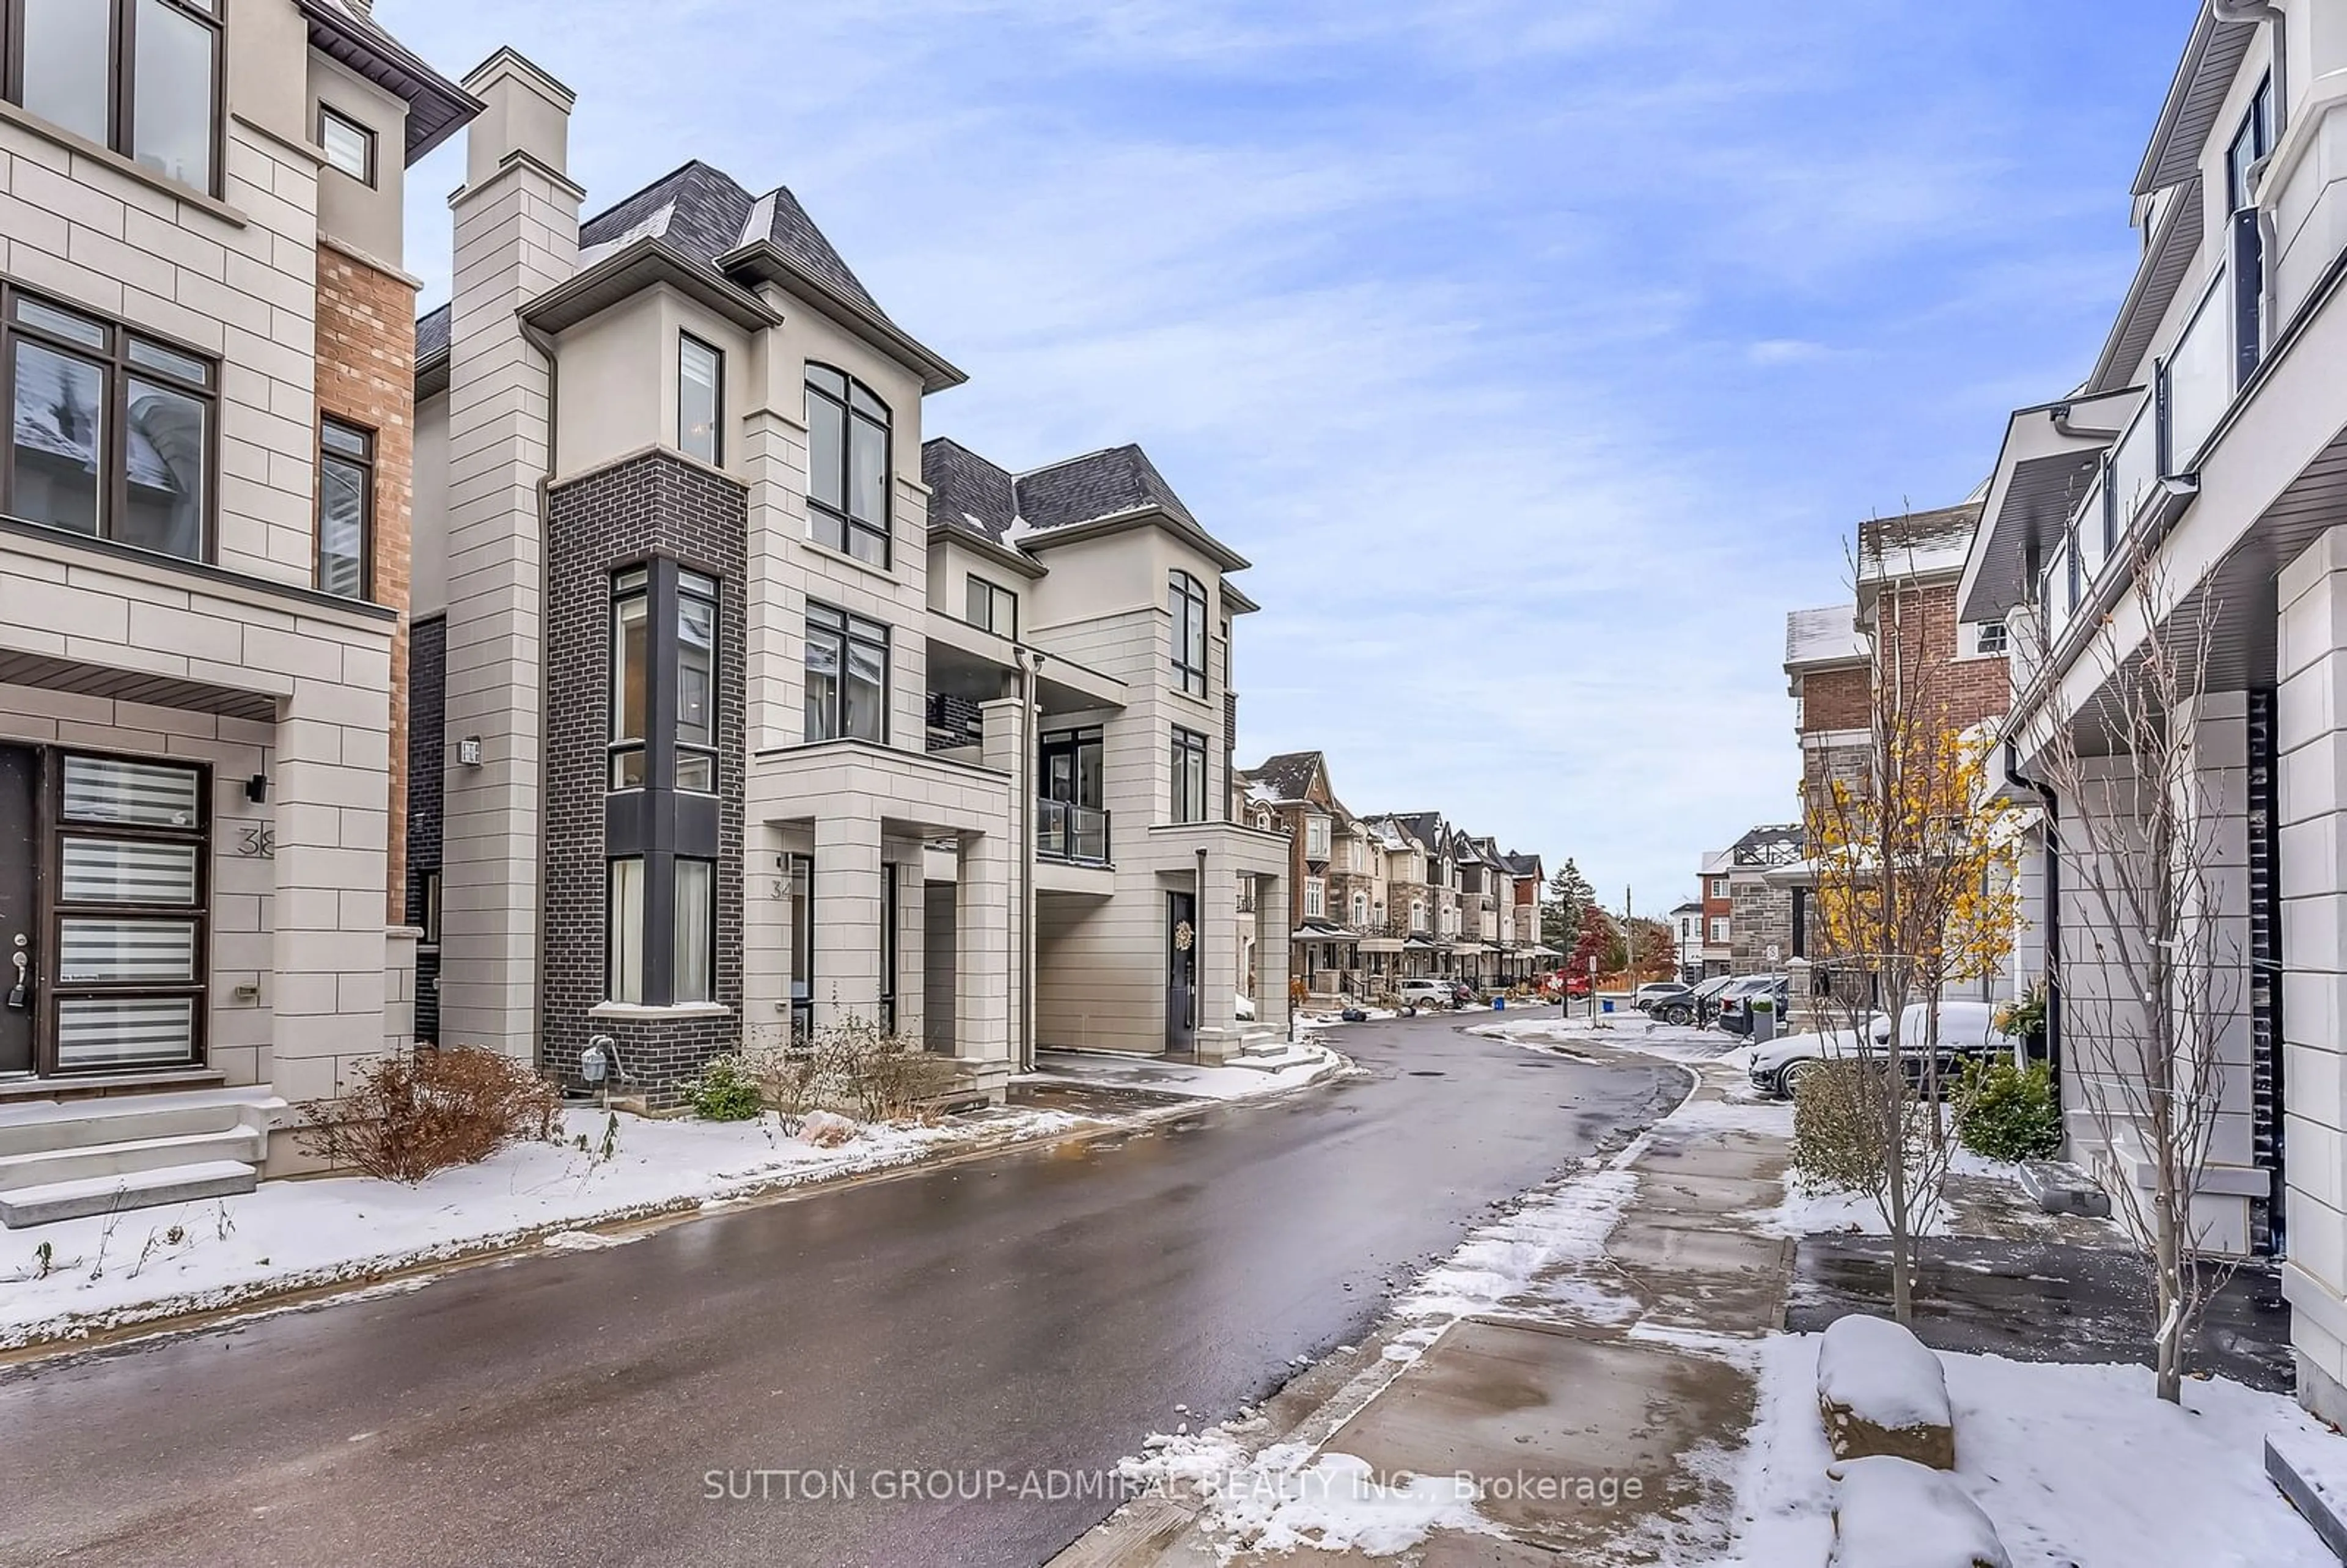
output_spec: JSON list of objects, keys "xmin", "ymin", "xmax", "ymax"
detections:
[
  {"xmin": 1653, "ymin": 974, "xmax": 1737, "ymax": 1027},
  {"xmin": 1715, "ymin": 975, "xmax": 1791, "ymax": 1037}
]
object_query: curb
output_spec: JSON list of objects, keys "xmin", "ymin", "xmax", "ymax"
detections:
[{"xmin": 0, "ymin": 1061, "xmax": 1353, "ymax": 1365}]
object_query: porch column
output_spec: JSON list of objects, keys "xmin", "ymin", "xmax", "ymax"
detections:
[
  {"xmin": 955, "ymin": 828, "xmax": 1012, "ymax": 1066},
  {"xmin": 811, "ymin": 811, "xmax": 883, "ymax": 1029},
  {"xmin": 741, "ymin": 821, "xmax": 789, "ymax": 1050},
  {"xmin": 1194, "ymin": 847, "xmax": 1239, "ymax": 1063},
  {"xmin": 1257, "ymin": 871, "xmax": 1291, "ymax": 1040},
  {"xmin": 2277, "ymin": 529, "xmax": 2347, "ymax": 1421},
  {"xmin": 271, "ymin": 695, "xmax": 390, "ymax": 1103},
  {"xmin": 2177, "ymin": 691, "xmax": 2260, "ymax": 1255}
]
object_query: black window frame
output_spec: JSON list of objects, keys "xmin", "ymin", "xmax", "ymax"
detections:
[
  {"xmin": 805, "ymin": 601, "xmax": 891, "ymax": 744},
  {"xmin": 1170, "ymin": 570, "xmax": 1209, "ymax": 697},
  {"xmin": 607, "ymin": 855, "xmax": 645, "ymax": 1004},
  {"xmin": 317, "ymin": 416, "xmax": 373, "ymax": 599},
  {"xmin": 674, "ymin": 568, "xmax": 719, "ymax": 794},
  {"xmin": 317, "ymin": 101, "xmax": 375, "ymax": 187},
  {"xmin": 609, "ymin": 568, "xmax": 650, "ymax": 789},
  {"xmin": 0, "ymin": 0, "xmax": 226, "ymax": 198},
  {"xmin": 880, "ymin": 860, "xmax": 898, "ymax": 1035},
  {"xmin": 804, "ymin": 362, "xmax": 892, "ymax": 568},
  {"xmin": 678, "ymin": 332, "xmax": 724, "ymax": 467},
  {"xmin": 1171, "ymin": 725, "xmax": 1209, "ymax": 824},
  {"xmin": 788, "ymin": 852, "xmax": 814, "ymax": 1041},
  {"xmin": 965, "ymin": 573, "xmax": 1017, "ymax": 639},
  {"xmin": 2229, "ymin": 73, "xmax": 2275, "ymax": 386},
  {"xmin": 1, "ymin": 280, "xmax": 218, "ymax": 563}
]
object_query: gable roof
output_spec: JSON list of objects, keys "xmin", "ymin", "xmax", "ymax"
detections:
[{"xmin": 1251, "ymin": 751, "xmax": 1323, "ymax": 805}]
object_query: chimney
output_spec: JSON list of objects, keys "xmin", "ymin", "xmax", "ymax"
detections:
[{"xmin": 433, "ymin": 48, "xmax": 581, "ymax": 1061}]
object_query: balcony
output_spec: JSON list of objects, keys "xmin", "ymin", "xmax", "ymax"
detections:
[{"xmin": 1037, "ymin": 798, "xmax": 1110, "ymax": 865}]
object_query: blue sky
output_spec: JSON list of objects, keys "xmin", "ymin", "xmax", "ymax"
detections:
[{"xmin": 392, "ymin": 0, "xmax": 2198, "ymax": 913}]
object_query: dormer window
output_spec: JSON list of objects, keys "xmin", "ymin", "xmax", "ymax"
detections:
[
  {"xmin": 1169, "ymin": 571, "xmax": 1209, "ymax": 697},
  {"xmin": 806, "ymin": 364, "xmax": 890, "ymax": 567}
]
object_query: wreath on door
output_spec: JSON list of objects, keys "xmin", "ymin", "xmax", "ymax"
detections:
[{"xmin": 1174, "ymin": 920, "xmax": 1195, "ymax": 952}]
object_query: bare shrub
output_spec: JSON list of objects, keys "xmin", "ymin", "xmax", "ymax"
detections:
[
  {"xmin": 740, "ymin": 1016, "xmax": 963, "ymax": 1123},
  {"xmin": 299, "ymin": 1046, "xmax": 562, "ymax": 1184},
  {"xmin": 1793, "ymin": 1061, "xmax": 1890, "ymax": 1195}
]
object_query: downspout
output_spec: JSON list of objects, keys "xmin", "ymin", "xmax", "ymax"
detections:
[
  {"xmin": 520, "ymin": 317, "xmax": 560, "ymax": 1071},
  {"xmin": 2004, "ymin": 738, "xmax": 2060, "ymax": 1088},
  {"xmin": 1012, "ymin": 646, "xmax": 1043, "ymax": 1072}
]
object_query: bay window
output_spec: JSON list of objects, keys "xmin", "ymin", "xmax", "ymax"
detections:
[
  {"xmin": 676, "ymin": 570, "xmax": 717, "ymax": 791},
  {"xmin": 4, "ymin": 0, "xmax": 222, "ymax": 195},
  {"xmin": 805, "ymin": 364, "xmax": 891, "ymax": 566},
  {"xmin": 2, "ymin": 285, "xmax": 213, "ymax": 561},
  {"xmin": 673, "ymin": 859, "xmax": 714, "ymax": 1005},
  {"xmin": 608, "ymin": 857, "xmax": 645, "ymax": 1004},
  {"xmin": 806, "ymin": 603, "xmax": 889, "ymax": 742},
  {"xmin": 610, "ymin": 570, "xmax": 650, "ymax": 788}
]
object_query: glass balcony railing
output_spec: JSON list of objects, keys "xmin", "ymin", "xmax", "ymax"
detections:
[
  {"xmin": 2106, "ymin": 397, "xmax": 2157, "ymax": 543},
  {"xmin": 1037, "ymin": 798, "xmax": 1110, "ymax": 864},
  {"xmin": 2164, "ymin": 267, "xmax": 2231, "ymax": 475}
]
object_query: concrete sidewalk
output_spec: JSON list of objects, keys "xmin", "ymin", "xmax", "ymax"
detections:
[{"xmin": 1055, "ymin": 1036, "xmax": 1796, "ymax": 1566}]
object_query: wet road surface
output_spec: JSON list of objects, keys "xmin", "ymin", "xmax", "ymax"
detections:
[{"xmin": 0, "ymin": 1016, "xmax": 1676, "ymax": 1568}]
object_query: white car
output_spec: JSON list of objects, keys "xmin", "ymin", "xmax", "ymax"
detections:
[
  {"xmin": 1395, "ymin": 979, "xmax": 1454, "ymax": 1008},
  {"xmin": 1747, "ymin": 1000, "xmax": 2017, "ymax": 1099}
]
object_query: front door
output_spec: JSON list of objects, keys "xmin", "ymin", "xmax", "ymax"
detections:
[
  {"xmin": 1166, "ymin": 891, "xmax": 1197, "ymax": 1056},
  {"xmin": 0, "ymin": 745, "xmax": 39, "ymax": 1076}
]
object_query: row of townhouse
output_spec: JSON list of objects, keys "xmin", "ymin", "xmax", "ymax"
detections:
[
  {"xmin": 1684, "ymin": 825, "xmax": 1803, "ymax": 984},
  {"xmin": 0, "ymin": 6, "xmax": 1298, "ymax": 1222},
  {"xmin": 1763, "ymin": 0, "xmax": 2347, "ymax": 1426},
  {"xmin": 1233, "ymin": 751, "xmax": 1552, "ymax": 1004}
]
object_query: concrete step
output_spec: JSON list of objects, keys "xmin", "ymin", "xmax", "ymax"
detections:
[
  {"xmin": 0, "ymin": 1088, "xmax": 285, "ymax": 1158},
  {"xmin": 0, "ymin": 1160, "xmax": 259, "ymax": 1228},
  {"xmin": 0, "ymin": 1127, "xmax": 266, "ymax": 1192}
]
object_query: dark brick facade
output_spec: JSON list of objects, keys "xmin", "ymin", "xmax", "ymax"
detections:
[
  {"xmin": 545, "ymin": 452, "xmax": 748, "ymax": 1101},
  {"xmin": 404, "ymin": 615, "xmax": 446, "ymax": 1043}
]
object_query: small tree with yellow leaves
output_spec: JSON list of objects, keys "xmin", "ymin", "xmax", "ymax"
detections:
[{"xmin": 1803, "ymin": 519, "xmax": 2021, "ymax": 1324}]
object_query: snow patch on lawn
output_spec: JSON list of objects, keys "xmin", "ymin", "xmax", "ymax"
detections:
[
  {"xmin": 0, "ymin": 1104, "xmax": 1088, "ymax": 1347},
  {"xmin": 1719, "ymin": 1333, "xmax": 2335, "ymax": 1566}
]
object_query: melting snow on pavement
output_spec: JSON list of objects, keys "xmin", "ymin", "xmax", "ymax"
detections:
[{"xmin": 0, "ymin": 1105, "xmax": 1088, "ymax": 1347}]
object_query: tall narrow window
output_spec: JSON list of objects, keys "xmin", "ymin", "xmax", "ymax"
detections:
[
  {"xmin": 607, "ymin": 857, "xmax": 645, "ymax": 1005},
  {"xmin": 806, "ymin": 603, "xmax": 889, "ymax": 743},
  {"xmin": 317, "ymin": 418, "xmax": 372, "ymax": 599},
  {"xmin": 804, "ymin": 364, "xmax": 891, "ymax": 565},
  {"xmin": 610, "ymin": 569, "xmax": 649, "ymax": 788},
  {"xmin": 676, "ymin": 570, "xmax": 718, "ymax": 791},
  {"xmin": 673, "ymin": 859, "xmax": 713, "ymax": 1004},
  {"xmin": 2229, "ymin": 75, "xmax": 2274, "ymax": 386},
  {"xmin": 880, "ymin": 863, "xmax": 899, "ymax": 1034},
  {"xmin": 130, "ymin": 0, "xmax": 217, "ymax": 190},
  {"xmin": 788, "ymin": 854, "xmax": 814, "ymax": 1040},
  {"xmin": 1170, "ymin": 571, "xmax": 1209, "ymax": 697},
  {"xmin": 679, "ymin": 334, "xmax": 722, "ymax": 466},
  {"xmin": 1172, "ymin": 726, "xmax": 1208, "ymax": 824},
  {"xmin": 2, "ymin": 287, "xmax": 215, "ymax": 561}
]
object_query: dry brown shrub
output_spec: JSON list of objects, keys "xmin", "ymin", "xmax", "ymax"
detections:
[{"xmin": 298, "ymin": 1046, "xmax": 562, "ymax": 1184}]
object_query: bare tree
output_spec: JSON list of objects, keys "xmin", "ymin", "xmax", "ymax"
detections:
[
  {"xmin": 2035, "ymin": 543, "xmax": 2238, "ymax": 1404},
  {"xmin": 1804, "ymin": 517, "xmax": 2019, "ymax": 1324}
]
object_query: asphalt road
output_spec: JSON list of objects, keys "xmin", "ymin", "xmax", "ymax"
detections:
[{"xmin": 0, "ymin": 1016, "xmax": 1677, "ymax": 1568}]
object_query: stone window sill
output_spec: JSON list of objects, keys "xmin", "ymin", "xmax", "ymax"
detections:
[
  {"xmin": 0, "ymin": 100, "xmax": 247, "ymax": 227},
  {"xmin": 589, "ymin": 1002, "xmax": 734, "ymax": 1020}
]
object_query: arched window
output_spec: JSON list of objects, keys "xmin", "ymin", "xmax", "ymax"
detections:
[
  {"xmin": 1351, "ymin": 892, "xmax": 1368, "ymax": 928},
  {"xmin": 1169, "ymin": 570, "xmax": 1208, "ymax": 697},
  {"xmin": 805, "ymin": 364, "xmax": 890, "ymax": 566},
  {"xmin": 1410, "ymin": 898, "xmax": 1425, "ymax": 931}
]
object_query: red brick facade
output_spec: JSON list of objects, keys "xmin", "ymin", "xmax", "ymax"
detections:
[{"xmin": 315, "ymin": 242, "xmax": 418, "ymax": 920}]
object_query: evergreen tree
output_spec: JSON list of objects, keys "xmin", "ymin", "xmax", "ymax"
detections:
[{"xmin": 1542, "ymin": 859, "xmax": 1594, "ymax": 950}]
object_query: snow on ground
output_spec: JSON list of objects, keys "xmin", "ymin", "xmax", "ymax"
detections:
[
  {"xmin": 1716, "ymin": 1332, "xmax": 2337, "ymax": 1566},
  {"xmin": 1018, "ymin": 1042, "xmax": 1349, "ymax": 1102},
  {"xmin": 1118, "ymin": 1423, "xmax": 1495, "ymax": 1561},
  {"xmin": 1394, "ymin": 1158, "xmax": 1644, "ymax": 1331},
  {"xmin": 0, "ymin": 1104, "xmax": 1087, "ymax": 1347}
]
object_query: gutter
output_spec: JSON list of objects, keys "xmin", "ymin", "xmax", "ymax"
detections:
[{"xmin": 2004, "ymin": 738, "xmax": 2061, "ymax": 1089}]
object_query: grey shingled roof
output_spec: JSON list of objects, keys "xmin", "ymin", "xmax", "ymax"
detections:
[
  {"xmin": 1016, "ymin": 445, "xmax": 1200, "ymax": 533},
  {"xmin": 579, "ymin": 161, "xmax": 757, "ymax": 273},
  {"xmin": 416, "ymin": 302, "xmax": 450, "ymax": 364},
  {"xmin": 737, "ymin": 186, "xmax": 890, "ymax": 322},
  {"xmin": 922, "ymin": 439, "xmax": 1019, "ymax": 543},
  {"xmin": 1251, "ymin": 752, "xmax": 1323, "ymax": 805}
]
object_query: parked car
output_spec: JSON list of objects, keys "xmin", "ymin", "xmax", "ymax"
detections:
[
  {"xmin": 1633, "ymin": 981, "xmax": 1694, "ymax": 1013},
  {"xmin": 1540, "ymin": 970, "xmax": 1593, "ymax": 999},
  {"xmin": 1747, "ymin": 1000, "xmax": 2018, "ymax": 1099},
  {"xmin": 1653, "ymin": 974, "xmax": 1736, "ymax": 1027},
  {"xmin": 1396, "ymin": 979, "xmax": 1455, "ymax": 1009},
  {"xmin": 1714, "ymin": 975, "xmax": 1790, "ymax": 1037}
]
